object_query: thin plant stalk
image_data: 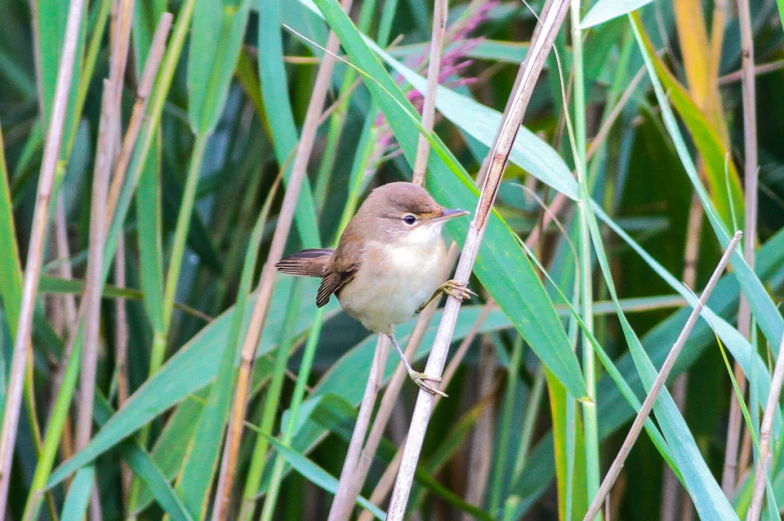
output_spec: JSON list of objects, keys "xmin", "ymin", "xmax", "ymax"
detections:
[
  {"xmin": 236, "ymin": 284, "xmax": 302, "ymax": 521},
  {"xmin": 211, "ymin": 2, "xmax": 354, "ymax": 515},
  {"xmin": 512, "ymin": 366, "xmax": 546, "ymax": 479},
  {"xmin": 327, "ymin": 0, "xmax": 448, "ymax": 515},
  {"xmin": 387, "ymin": 1, "xmax": 571, "ymax": 517},
  {"xmin": 0, "ymin": 0, "xmax": 87, "ymax": 511},
  {"xmin": 105, "ymin": 12, "xmax": 173, "ymax": 221},
  {"xmin": 76, "ymin": 78, "xmax": 117, "ymax": 472},
  {"xmin": 77, "ymin": 0, "xmax": 133, "ymax": 453},
  {"xmin": 570, "ymin": 1, "xmax": 601, "ymax": 516},
  {"xmin": 114, "ymin": 233, "xmax": 132, "ymax": 501},
  {"xmin": 326, "ymin": 334, "xmax": 390, "ymax": 521},
  {"xmin": 235, "ymin": 174, "xmax": 305, "ymax": 521},
  {"xmin": 63, "ymin": 0, "xmax": 112, "ymax": 161},
  {"xmin": 258, "ymin": 308, "xmax": 327, "ymax": 521},
  {"xmin": 356, "ymin": 300, "xmax": 495, "ymax": 521},
  {"xmin": 466, "ymin": 337, "xmax": 497, "ymax": 518},
  {"xmin": 411, "ymin": 0, "xmax": 448, "ymax": 185},
  {"xmin": 722, "ymin": 0, "xmax": 759, "ymax": 494},
  {"xmin": 661, "ymin": 192, "xmax": 703, "ymax": 521},
  {"xmin": 313, "ymin": 0, "xmax": 378, "ymax": 212},
  {"xmin": 746, "ymin": 335, "xmax": 784, "ymax": 521},
  {"xmin": 582, "ymin": 231, "xmax": 743, "ymax": 521},
  {"xmin": 148, "ymin": 132, "xmax": 208, "ymax": 375},
  {"xmin": 22, "ymin": 317, "xmax": 85, "ymax": 521},
  {"xmin": 487, "ymin": 336, "xmax": 523, "ymax": 513}
]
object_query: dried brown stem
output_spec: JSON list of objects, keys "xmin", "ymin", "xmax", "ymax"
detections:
[
  {"xmin": 0, "ymin": 0, "xmax": 87, "ymax": 511},
  {"xmin": 326, "ymin": 337, "xmax": 389, "ymax": 521},
  {"xmin": 386, "ymin": 2, "xmax": 570, "ymax": 515},
  {"xmin": 115, "ymin": 233, "xmax": 132, "ymax": 502},
  {"xmin": 329, "ymin": 244, "xmax": 460, "ymax": 521},
  {"xmin": 75, "ymin": 86, "xmax": 116, "ymax": 521},
  {"xmin": 357, "ymin": 300, "xmax": 496, "ymax": 521},
  {"xmin": 210, "ymin": 2, "xmax": 354, "ymax": 517},
  {"xmin": 328, "ymin": 3, "xmax": 449, "ymax": 511},
  {"xmin": 718, "ymin": 59, "xmax": 784, "ymax": 85},
  {"xmin": 105, "ymin": 13, "xmax": 173, "ymax": 222},
  {"xmin": 583, "ymin": 231, "xmax": 743, "ymax": 521},
  {"xmin": 412, "ymin": 0, "xmax": 448, "ymax": 185},
  {"xmin": 461, "ymin": 338, "xmax": 496, "ymax": 521},
  {"xmin": 745, "ymin": 334, "xmax": 784, "ymax": 521},
  {"xmin": 722, "ymin": 0, "xmax": 758, "ymax": 495},
  {"xmin": 661, "ymin": 192, "xmax": 702, "ymax": 521}
]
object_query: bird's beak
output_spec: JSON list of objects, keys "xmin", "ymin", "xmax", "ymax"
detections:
[{"xmin": 431, "ymin": 208, "xmax": 469, "ymax": 223}]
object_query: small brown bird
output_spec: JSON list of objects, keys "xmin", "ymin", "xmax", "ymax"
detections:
[{"xmin": 276, "ymin": 182, "xmax": 473, "ymax": 396}]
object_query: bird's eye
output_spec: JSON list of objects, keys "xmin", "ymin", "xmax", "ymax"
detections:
[{"xmin": 403, "ymin": 214, "xmax": 417, "ymax": 225}]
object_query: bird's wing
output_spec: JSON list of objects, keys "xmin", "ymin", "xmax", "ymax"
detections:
[
  {"xmin": 276, "ymin": 248, "xmax": 334, "ymax": 277},
  {"xmin": 315, "ymin": 228, "xmax": 362, "ymax": 307}
]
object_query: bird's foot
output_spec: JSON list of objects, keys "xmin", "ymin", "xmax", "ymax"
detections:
[
  {"xmin": 439, "ymin": 279, "xmax": 476, "ymax": 302},
  {"xmin": 407, "ymin": 369, "xmax": 448, "ymax": 397},
  {"xmin": 417, "ymin": 279, "xmax": 476, "ymax": 313}
]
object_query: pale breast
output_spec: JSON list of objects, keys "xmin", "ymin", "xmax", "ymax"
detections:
[{"xmin": 337, "ymin": 237, "xmax": 446, "ymax": 334}]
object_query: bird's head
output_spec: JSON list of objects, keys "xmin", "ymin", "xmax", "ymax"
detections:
[{"xmin": 358, "ymin": 182, "xmax": 469, "ymax": 246}]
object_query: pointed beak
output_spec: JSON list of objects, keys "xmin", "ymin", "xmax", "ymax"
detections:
[{"xmin": 431, "ymin": 208, "xmax": 469, "ymax": 223}]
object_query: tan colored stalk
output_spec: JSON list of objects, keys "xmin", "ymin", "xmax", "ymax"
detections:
[
  {"xmin": 52, "ymin": 195, "xmax": 79, "ymax": 464},
  {"xmin": 326, "ymin": 336, "xmax": 390, "ymax": 521},
  {"xmin": 210, "ymin": 2, "xmax": 354, "ymax": 517},
  {"xmin": 0, "ymin": 0, "xmax": 87, "ymax": 511},
  {"xmin": 722, "ymin": 0, "xmax": 758, "ymax": 494},
  {"xmin": 661, "ymin": 192, "xmax": 702, "ymax": 521},
  {"xmin": 105, "ymin": 13, "xmax": 173, "ymax": 221},
  {"xmin": 75, "ymin": 81, "xmax": 117, "ymax": 521},
  {"xmin": 115, "ymin": 232, "xmax": 132, "ymax": 501},
  {"xmin": 77, "ymin": 0, "xmax": 134, "ymax": 455},
  {"xmin": 719, "ymin": 60, "xmax": 784, "ymax": 85},
  {"xmin": 582, "ymin": 231, "xmax": 742, "ymax": 521},
  {"xmin": 745, "ymin": 334, "xmax": 784, "ymax": 521},
  {"xmin": 327, "ymin": 1, "xmax": 449, "ymax": 516},
  {"xmin": 357, "ymin": 301, "xmax": 496, "ymax": 521},
  {"xmin": 329, "ymin": 245, "xmax": 460, "ymax": 521},
  {"xmin": 386, "ymin": 1, "xmax": 571, "ymax": 516},
  {"xmin": 461, "ymin": 338, "xmax": 496, "ymax": 521},
  {"xmin": 411, "ymin": 0, "xmax": 448, "ymax": 185}
]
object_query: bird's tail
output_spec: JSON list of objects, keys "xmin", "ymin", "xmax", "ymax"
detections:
[{"xmin": 275, "ymin": 249, "xmax": 334, "ymax": 277}]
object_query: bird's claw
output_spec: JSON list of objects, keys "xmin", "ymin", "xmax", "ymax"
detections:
[
  {"xmin": 440, "ymin": 279, "xmax": 476, "ymax": 302},
  {"xmin": 408, "ymin": 369, "xmax": 448, "ymax": 397}
]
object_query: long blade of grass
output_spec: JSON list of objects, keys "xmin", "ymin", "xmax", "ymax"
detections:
[
  {"xmin": 630, "ymin": 13, "xmax": 784, "ymax": 352},
  {"xmin": 0, "ymin": 0, "xmax": 87, "ymax": 511},
  {"xmin": 175, "ymin": 171, "xmax": 279, "ymax": 519},
  {"xmin": 306, "ymin": 0, "xmax": 586, "ymax": 399},
  {"xmin": 47, "ymin": 278, "xmax": 340, "ymax": 488},
  {"xmin": 257, "ymin": 0, "xmax": 320, "ymax": 248}
]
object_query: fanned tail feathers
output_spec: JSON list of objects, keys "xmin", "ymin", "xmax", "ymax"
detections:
[{"xmin": 275, "ymin": 249, "xmax": 334, "ymax": 277}]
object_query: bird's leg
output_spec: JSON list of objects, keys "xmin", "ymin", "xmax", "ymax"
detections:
[
  {"xmin": 385, "ymin": 334, "xmax": 447, "ymax": 397},
  {"xmin": 418, "ymin": 279, "xmax": 477, "ymax": 312}
]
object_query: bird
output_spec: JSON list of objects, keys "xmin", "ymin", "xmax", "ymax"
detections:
[{"xmin": 275, "ymin": 182, "xmax": 474, "ymax": 396}]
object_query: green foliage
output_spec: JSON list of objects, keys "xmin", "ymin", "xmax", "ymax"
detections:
[{"xmin": 1, "ymin": 0, "xmax": 783, "ymax": 520}]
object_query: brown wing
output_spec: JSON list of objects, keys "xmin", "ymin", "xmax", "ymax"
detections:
[
  {"xmin": 315, "ymin": 225, "xmax": 363, "ymax": 307},
  {"xmin": 276, "ymin": 249, "xmax": 334, "ymax": 277}
]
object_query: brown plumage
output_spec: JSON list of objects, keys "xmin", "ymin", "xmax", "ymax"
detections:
[
  {"xmin": 277, "ymin": 182, "xmax": 446, "ymax": 313},
  {"xmin": 275, "ymin": 181, "xmax": 471, "ymax": 396}
]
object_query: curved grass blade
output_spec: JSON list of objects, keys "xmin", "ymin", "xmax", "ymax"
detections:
[
  {"xmin": 630, "ymin": 14, "xmax": 784, "ymax": 352},
  {"xmin": 253, "ymin": 431, "xmax": 386, "ymax": 520},
  {"xmin": 59, "ymin": 466, "xmax": 94, "ymax": 521},
  {"xmin": 188, "ymin": 0, "xmax": 251, "ymax": 135},
  {"xmin": 47, "ymin": 278, "xmax": 340, "ymax": 488},
  {"xmin": 307, "ymin": 0, "xmax": 587, "ymax": 399},
  {"xmin": 258, "ymin": 0, "xmax": 321, "ymax": 248}
]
